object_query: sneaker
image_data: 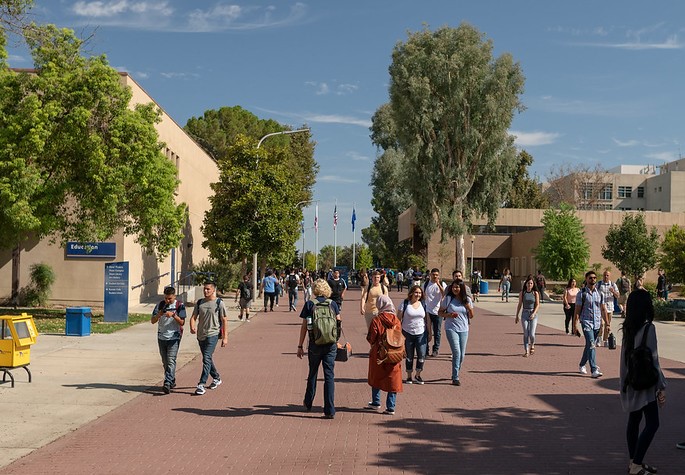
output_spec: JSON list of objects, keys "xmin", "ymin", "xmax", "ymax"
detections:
[
  {"xmin": 383, "ymin": 408, "xmax": 395, "ymax": 415},
  {"xmin": 432, "ymin": 349, "xmax": 439, "ymax": 357},
  {"xmin": 162, "ymin": 383, "xmax": 170, "ymax": 394},
  {"xmin": 208, "ymin": 378, "xmax": 222, "ymax": 390},
  {"xmin": 676, "ymin": 441, "xmax": 685, "ymax": 450},
  {"xmin": 170, "ymin": 382, "xmax": 177, "ymax": 389},
  {"xmin": 591, "ymin": 369, "xmax": 603, "ymax": 378},
  {"xmin": 415, "ymin": 375, "xmax": 424, "ymax": 384},
  {"xmin": 452, "ymin": 379, "xmax": 461, "ymax": 386},
  {"xmin": 579, "ymin": 365, "xmax": 588, "ymax": 375},
  {"xmin": 323, "ymin": 414, "xmax": 335, "ymax": 419},
  {"xmin": 246, "ymin": 318, "xmax": 251, "ymax": 322},
  {"xmin": 406, "ymin": 376, "xmax": 413, "ymax": 384},
  {"xmin": 367, "ymin": 402, "xmax": 381, "ymax": 410},
  {"xmin": 603, "ymin": 340, "xmax": 608, "ymax": 347},
  {"xmin": 238, "ymin": 317, "xmax": 243, "ymax": 321},
  {"xmin": 596, "ymin": 339, "xmax": 603, "ymax": 347},
  {"xmin": 194, "ymin": 384, "xmax": 206, "ymax": 395}
]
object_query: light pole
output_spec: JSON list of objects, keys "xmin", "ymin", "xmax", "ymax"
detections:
[
  {"xmin": 470, "ymin": 235, "xmax": 476, "ymax": 278},
  {"xmin": 252, "ymin": 129, "xmax": 311, "ymax": 301}
]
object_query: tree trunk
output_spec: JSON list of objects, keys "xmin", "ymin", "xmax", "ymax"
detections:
[
  {"xmin": 11, "ymin": 244, "xmax": 20, "ymax": 308},
  {"xmin": 455, "ymin": 234, "xmax": 466, "ymax": 275}
]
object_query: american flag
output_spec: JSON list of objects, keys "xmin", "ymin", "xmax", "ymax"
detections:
[{"xmin": 333, "ymin": 205, "xmax": 338, "ymax": 230}]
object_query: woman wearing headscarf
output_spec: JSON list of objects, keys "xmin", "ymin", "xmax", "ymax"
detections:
[
  {"xmin": 438, "ymin": 280, "xmax": 474, "ymax": 385},
  {"xmin": 367, "ymin": 295, "xmax": 403, "ymax": 415}
]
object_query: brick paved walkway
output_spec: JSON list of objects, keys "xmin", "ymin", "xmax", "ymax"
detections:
[{"xmin": 5, "ymin": 289, "xmax": 685, "ymax": 474}]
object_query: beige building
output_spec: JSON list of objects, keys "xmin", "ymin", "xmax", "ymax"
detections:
[
  {"xmin": 0, "ymin": 73, "xmax": 216, "ymax": 306},
  {"xmin": 398, "ymin": 159, "xmax": 685, "ymax": 290}
]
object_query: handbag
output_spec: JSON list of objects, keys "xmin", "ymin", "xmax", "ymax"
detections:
[{"xmin": 335, "ymin": 328, "xmax": 352, "ymax": 362}]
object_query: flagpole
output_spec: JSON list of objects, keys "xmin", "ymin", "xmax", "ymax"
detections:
[
  {"xmin": 315, "ymin": 204, "xmax": 319, "ymax": 272},
  {"xmin": 333, "ymin": 199, "xmax": 337, "ymax": 268},
  {"xmin": 352, "ymin": 203, "xmax": 356, "ymax": 271}
]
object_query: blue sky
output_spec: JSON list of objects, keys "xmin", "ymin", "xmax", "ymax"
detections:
[{"xmin": 7, "ymin": 1, "xmax": 685, "ymax": 249}]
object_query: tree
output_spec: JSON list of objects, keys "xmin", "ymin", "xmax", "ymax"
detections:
[
  {"xmin": 545, "ymin": 163, "xmax": 612, "ymax": 209},
  {"xmin": 0, "ymin": 24, "xmax": 186, "ymax": 303},
  {"xmin": 385, "ymin": 23, "xmax": 525, "ymax": 272},
  {"xmin": 533, "ymin": 204, "xmax": 590, "ymax": 280},
  {"xmin": 503, "ymin": 150, "xmax": 548, "ymax": 209},
  {"xmin": 602, "ymin": 213, "xmax": 659, "ymax": 282},
  {"xmin": 659, "ymin": 225, "xmax": 685, "ymax": 284},
  {"xmin": 356, "ymin": 244, "xmax": 374, "ymax": 271}
]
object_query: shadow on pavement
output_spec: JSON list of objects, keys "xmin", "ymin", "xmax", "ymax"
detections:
[{"xmin": 62, "ymin": 382, "xmax": 156, "ymax": 394}]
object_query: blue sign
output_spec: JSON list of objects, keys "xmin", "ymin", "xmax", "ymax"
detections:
[
  {"xmin": 66, "ymin": 242, "xmax": 116, "ymax": 258},
  {"xmin": 104, "ymin": 262, "xmax": 129, "ymax": 322}
]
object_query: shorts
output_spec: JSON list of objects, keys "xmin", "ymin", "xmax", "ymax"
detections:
[
  {"xmin": 618, "ymin": 294, "xmax": 628, "ymax": 306},
  {"xmin": 239, "ymin": 298, "xmax": 252, "ymax": 309}
]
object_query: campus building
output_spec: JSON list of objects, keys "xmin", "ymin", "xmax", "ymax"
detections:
[
  {"xmin": 398, "ymin": 158, "xmax": 685, "ymax": 290},
  {"xmin": 0, "ymin": 73, "xmax": 216, "ymax": 306}
]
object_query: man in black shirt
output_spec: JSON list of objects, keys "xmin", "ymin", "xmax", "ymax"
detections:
[{"xmin": 327, "ymin": 269, "xmax": 347, "ymax": 310}]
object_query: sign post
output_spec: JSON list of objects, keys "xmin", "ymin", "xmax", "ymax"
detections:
[{"xmin": 104, "ymin": 262, "xmax": 129, "ymax": 322}]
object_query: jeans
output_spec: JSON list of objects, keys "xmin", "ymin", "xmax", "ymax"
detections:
[
  {"xmin": 501, "ymin": 280, "xmax": 510, "ymax": 300},
  {"xmin": 403, "ymin": 330, "xmax": 427, "ymax": 372},
  {"xmin": 304, "ymin": 342, "xmax": 336, "ymax": 416},
  {"xmin": 563, "ymin": 304, "xmax": 575, "ymax": 333},
  {"xmin": 288, "ymin": 289, "xmax": 298, "ymax": 310},
  {"xmin": 158, "ymin": 338, "xmax": 180, "ymax": 386},
  {"xmin": 445, "ymin": 328, "xmax": 469, "ymax": 381},
  {"xmin": 371, "ymin": 387, "xmax": 397, "ymax": 411},
  {"xmin": 579, "ymin": 326, "xmax": 599, "ymax": 372},
  {"xmin": 627, "ymin": 400, "xmax": 660, "ymax": 465},
  {"xmin": 198, "ymin": 334, "xmax": 220, "ymax": 385},
  {"xmin": 264, "ymin": 291, "xmax": 275, "ymax": 310},
  {"xmin": 521, "ymin": 310, "xmax": 537, "ymax": 352},
  {"xmin": 429, "ymin": 313, "xmax": 442, "ymax": 353}
]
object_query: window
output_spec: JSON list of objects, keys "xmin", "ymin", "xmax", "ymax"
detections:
[
  {"xmin": 637, "ymin": 186, "xmax": 645, "ymax": 198},
  {"xmin": 581, "ymin": 183, "xmax": 594, "ymax": 200},
  {"xmin": 617, "ymin": 186, "xmax": 632, "ymax": 198},
  {"xmin": 659, "ymin": 186, "xmax": 662, "ymax": 192},
  {"xmin": 521, "ymin": 257, "xmax": 527, "ymax": 277},
  {"xmin": 600, "ymin": 185, "xmax": 612, "ymax": 200}
]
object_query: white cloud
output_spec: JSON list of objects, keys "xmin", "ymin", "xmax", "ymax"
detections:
[
  {"xmin": 72, "ymin": 1, "xmax": 173, "ymax": 18},
  {"xmin": 319, "ymin": 175, "xmax": 359, "ymax": 184},
  {"xmin": 336, "ymin": 83, "xmax": 358, "ymax": 95},
  {"xmin": 160, "ymin": 71, "xmax": 200, "ymax": 79},
  {"xmin": 511, "ymin": 130, "xmax": 560, "ymax": 147},
  {"xmin": 305, "ymin": 81, "xmax": 330, "ymax": 95},
  {"xmin": 593, "ymin": 35, "xmax": 683, "ymax": 50},
  {"xmin": 187, "ymin": 4, "xmax": 242, "ymax": 32},
  {"xmin": 645, "ymin": 151, "xmax": 677, "ymax": 161},
  {"xmin": 346, "ymin": 151, "xmax": 370, "ymax": 161},
  {"xmin": 7, "ymin": 54, "xmax": 27, "ymax": 63},
  {"xmin": 135, "ymin": 71, "xmax": 149, "ymax": 79},
  {"xmin": 612, "ymin": 138, "xmax": 639, "ymax": 147},
  {"xmin": 304, "ymin": 114, "xmax": 372, "ymax": 128}
]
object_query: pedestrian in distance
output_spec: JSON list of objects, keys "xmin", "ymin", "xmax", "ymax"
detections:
[
  {"xmin": 367, "ymin": 295, "xmax": 403, "ymax": 415},
  {"xmin": 470, "ymin": 269, "xmax": 481, "ymax": 303},
  {"xmin": 286, "ymin": 268, "xmax": 300, "ymax": 312},
  {"xmin": 598, "ymin": 270, "xmax": 620, "ymax": 347},
  {"xmin": 296, "ymin": 279, "xmax": 341, "ymax": 419},
  {"xmin": 234, "ymin": 274, "xmax": 252, "ymax": 322},
  {"xmin": 573, "ymin": 270, "xmax": 607, "ymax": 378},
  {"xmin": 656, "ymin": 269, "xmax": 668, "ymax": 301},
  {"xmin": 327, "ymin": 269, "xmax": 347, "ymax": 310},
  {"xmin": 398, "ymin": 285, "xmax": 431, "ymax": 384},
  {"xmin": 535, "ymin": 270, "xmax": 547, "ymax": 303},
  {"xmin": 260, "ymin": 269, "xmax": 278, "ymax": 312},
  {"xmin": 562, "ymin": 278, "xmax": 579, "ymax": 335},
  {"xmin": 452, "ymin": 270, "xmax": 473, "ymax": 300},
  {"xmin": 620, "ymin": 289, "xmax": 666, "ymax": 475},
  {"xmin": 151, "ymin": 286, "xmax": 186, "ymax": 394},
  {"xmin": 302, "ymin": 270, "xmax": 313, "ymax": 302},
  {"xmin": 396, "ymin": 270, "xmax": 404, "ymax": 292},
  {"xmin": 189, "ymin": 282, "xmax": 228, "ymax": 395},
  {"xmin": 360, "ymin": 270, "xmax": 389, "ymax": 329},
  {"xmin": 498, "ymin": 268, "xmax": 512, "ymax": 302},
  {"xmin": 438, "ymin": 279, "xmax": 474, "ymax": 386},
  {"xmin": 424, "ymin": 268, "xmax": 447, "ymax": 357},
  {"xmin": 616, "ymin": 270, "xmax": 632, "ymax": 318},
  {"xmin": 515, "ymin": 277, "xmax": 540, "ymax": 357}
]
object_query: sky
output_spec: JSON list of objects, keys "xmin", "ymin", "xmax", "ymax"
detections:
[{"xmin": 7, "ymin": 1, "xmax": 685, "ymax": 250}]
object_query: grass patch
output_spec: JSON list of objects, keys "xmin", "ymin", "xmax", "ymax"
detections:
[{"xmin": 0, "ymin": 308, "xmax": 150, "ymax": 334}]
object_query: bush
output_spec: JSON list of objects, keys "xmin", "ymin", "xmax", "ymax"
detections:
[
  {"xmin": 191, "ymin": 259, "xmax": 241, "ymax": 293},
  {"xmin": 653, "ymin": 299, "xmax": 685, "ymax": 322},
  {"xmin": 19, "ymin": 263, "xmax": 56, "ymax": 307}
]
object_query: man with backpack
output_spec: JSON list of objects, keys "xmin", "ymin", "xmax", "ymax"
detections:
[
  {"xmin": 190, "ymin": 282, "xmax": 228, "ymax": 396},
  {"xmin": 573, "ymin": 270, "xmax": 608, "ymax": 378},
  {"xmin": 536, "ymin": 270, "xmax": 547, "ymax": 303},
  {"xmin": 235, "ymin": 274, "xmax": 253, "ymax": 322},
  {"xmin": 598, "ymin": 270, "xmax": 620, "ymax": 347},
  {"xmin": 327, "ymin": 269, "xmax": 347, "ymax": 310},
  {"xmin": 296, "ymin": 279, "xmax": 341, "ymax": 419},
  {"xmin": 616, "ymin": 270, "xmax": 631, "ymax": 318},
  {"xmin": 424, "ymin": 268, "xmax": 447, "ymax": 357},
  {"xmin": 286, "ymin": 268, "xmax": 300, "ymax": 312},
  {"xmin": 151, "ymin": 286, "xmax": 186, "ymax": 394}
]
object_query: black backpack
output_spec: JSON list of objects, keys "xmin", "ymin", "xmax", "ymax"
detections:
[
  {"xmin": 288, "ymin": 274, "xmax": 298, "ymax": 290},
  {"xmin": 623, "ymin": 323, "xmax": 660, "ymax": 392}
]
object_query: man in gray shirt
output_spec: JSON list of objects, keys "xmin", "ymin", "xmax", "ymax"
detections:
[
  {"xmin": 573, "ymin": 270, "xmax": 607, "ymax": 379},
  {"xmin": 151, "ymin": 286, "xmax": 186, "ymax": 394},
  {"xmin": 190, "ymin": 282, "xmax": 228, "ymax": 395}
]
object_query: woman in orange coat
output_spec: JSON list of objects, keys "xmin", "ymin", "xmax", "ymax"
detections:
[{"xmin": 367, "ymin": 295, "xmax": 403, "ymax": 415}]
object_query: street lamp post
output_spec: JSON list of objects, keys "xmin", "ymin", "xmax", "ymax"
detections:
[
  {"xmin": 470, "ymin": 235, "xmax": 476, "ymax": 278},
  {"xmin": 252, "ymin": 129, "xmax": 311, "ymax": 301}
]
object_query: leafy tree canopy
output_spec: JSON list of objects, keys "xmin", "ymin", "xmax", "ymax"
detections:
[
  {"xmin": 533, "ymin": 204, "xmax": 590, "ymax": 280},
  {"xmin": 601, "ymin": 213, "xmax": 659, "ymax": 281},
  {"xmin": 503, "ymin": 150, "xmax": 548, "ymax": 209},
  {"xmin": 659, "ymin": 225, "xmax": 685, "ymax": 284}
]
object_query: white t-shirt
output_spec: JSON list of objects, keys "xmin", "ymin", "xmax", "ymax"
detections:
[
  {"xmin": 424, "ymin": 281, "xmax": 447, "ymax": 315},
  {"xmin": 400, "ymin": 300, "xmax": 427, "ymax": 335}
]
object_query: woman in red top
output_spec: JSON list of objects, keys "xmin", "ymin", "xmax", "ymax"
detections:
[{"xmin": 367, "ymin": 295, "xmax": 403, "ymax": 415}]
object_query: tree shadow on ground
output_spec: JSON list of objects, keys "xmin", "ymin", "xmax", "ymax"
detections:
[
  {"xmin": 62, "ymin": 382, "xmax": 157, "ymax": 394},
  {"xmin": 173, "ymin": 403, "xmax": 370, "ymax": 420}
]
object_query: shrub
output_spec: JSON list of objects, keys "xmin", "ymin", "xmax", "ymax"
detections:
[
  {"xmin": 19, "ymin": 263, "xmax": 56, "ymax": 307},
  {"xmin": 191, "ymin": 259, "xmax": 241, "ymax": 293}
]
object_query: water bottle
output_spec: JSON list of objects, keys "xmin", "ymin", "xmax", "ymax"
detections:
[{"xmin": 306, "ymin": 316, "xmax": 313, "ymax": 331}]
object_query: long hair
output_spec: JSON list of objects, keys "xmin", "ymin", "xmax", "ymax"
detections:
[
  {"xmin": 620, "ymin": 289, "xmax": 654, "ymax": 359},
  {"xmin": 407, "ymin": 284, "xmax": 424, "ymax": 301},
  {"xmin": 446, "ymin": 279, "xmax": 468, "ymax": 305},
  {"xmin": 522, "ymin": 277, "xmax": 537, "ymax": 294},
  {"xmin": 566, "ymin": 278, "xmax": 575, "ymax": 289}
]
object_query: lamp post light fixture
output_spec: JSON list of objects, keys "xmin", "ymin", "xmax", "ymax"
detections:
[{"xmin": 470, "ymin": 235, "xmax": 476, "ymax": 277}]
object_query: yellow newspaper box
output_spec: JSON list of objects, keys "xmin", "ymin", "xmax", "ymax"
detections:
[{"xmin": 0, "ymin": 313, "xmax": 38, "ymax": 367}]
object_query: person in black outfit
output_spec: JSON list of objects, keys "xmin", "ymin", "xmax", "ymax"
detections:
[{"xmin": 327, "ymin": 269, "xmax": 347, "ymax": 310}]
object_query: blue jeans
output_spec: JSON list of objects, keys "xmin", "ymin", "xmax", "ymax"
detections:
[
  {"xmin": 501, "ymin": 281, "xmax": 510, "ymax": 300},
  {"xmin": 580, "ymin": 326, "xmax": 599, "ymax": 372},
  {"xmin": 304, "ymin": 342, "xmax": 336, "ymax": 416},
  {"xmin": 445, "ymin": 328, "xmax": 469, "ymax": 381},
  {"xmin": 158, "ymin": 338, "xmax": 180, "ymax": 386},
  {"xmin": 403, "ymin": 330, "xmax": 427, "ymax": 372},
  {"xmin": 198, "ymin": 334, "xmax": 220, "ymax": 385},
  {"xmin": 429, "ymin": 313, "xmax": 442, "ymax": 353},
  {"xmin": 521, "ymin": 310, "xmax": 538, "ymax": 352},
  {"xmin": 288, "ymin": 289, "xmax": 298, "ymax": 309},
  {"xmin": 371, "ymin": 387, "xmax": 397, "ymax": 411}
]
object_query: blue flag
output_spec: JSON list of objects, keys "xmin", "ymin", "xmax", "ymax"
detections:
[{"xmin": 351, "ymin": 208, "xmax": 356, "ymax": 232}]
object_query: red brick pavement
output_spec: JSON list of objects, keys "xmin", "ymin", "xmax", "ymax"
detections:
[{"xmin": 5, "ymin": 289, "xmax": 685, "ymax": 474}]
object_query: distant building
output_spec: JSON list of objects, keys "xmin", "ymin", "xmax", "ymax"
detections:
[{"xmin": 0, "ymin": 73, "xmax": 216, "ymax": 306}]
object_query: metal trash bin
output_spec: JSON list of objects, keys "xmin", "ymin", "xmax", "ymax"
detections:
[
  {"xmin": 66, "ymin": 307, "xmax": 92, "ymax": 336},
  {"xmin": 479, "ymin": 281, "xmax": 489, "ymax": 295}
]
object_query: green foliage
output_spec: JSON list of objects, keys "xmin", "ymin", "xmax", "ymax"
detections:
[
  {"xmin": 533, "ymin": 204, "xmax": 590, "ymax": 280},
  {"xmin": 0, "ymin": 24, "xmax": 185, "ymax": 256},
  {"xmin": 602, "ymin": 213, "xmax": 659, "ymax": 281},
  {"xmin": 20, "ymin": 262, "xmax": 55, "ymax": 306},
  {"xmin": 0, "ymin": 308, "xmax": 150, "ymax": 334},
  {"xmin": 303, "ymin": 251, "xmax": 316, "ymax": 271},
  {"xmin": 192, "ymin": 258, "xmax": 242, "ymax": 293},
  {"xmin": 659, "ymin": 225, "xmax": 685, "ymax": 284},
  {"xmin": 387, "ymin": 23, "xmax": 525, "ymax": 242},
  {"xmin": 356, "ymin": 244, "xmax": 374, "ymax": 270},
  {"xmin": 503, "ymin": 150, "xmax": 548, "ymax": 209}
]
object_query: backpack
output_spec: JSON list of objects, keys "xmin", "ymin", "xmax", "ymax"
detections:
[
  {"xmin": 619, "ymin": 277, "xmax": 630, "ymax": 295},
  {"xmin": 288, "ymin": 274, "xmax": 298, "ymax": 291},
  {"xmin": 157, "ymin": 299, "xmax": 185, "ymax": 336},
  {"xmin": 623, "ymin": 323, "xmax": 660, "ymax": 392},
  {"xmin": 240, "ymin": 282, "xmax": 252, "ymax": 300},
  {"xmin": 311, "ymin": 299, "xmax": 338, "ymax": 345},
  {"xmin": 376, "ymin": 320, "xmax": 406, "ymax": 365}
]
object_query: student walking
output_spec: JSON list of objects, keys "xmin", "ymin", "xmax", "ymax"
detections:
[
  {"xmin": 573, "ymin": 270, "xmax": 607, "ymax": 378},
  {"xmin": 498, "ymin": 268, "xmax": 512, "ymax": 302},
  {"xmin": 398, "ymin": 285, "xmax": 431, "ymax": 384},
  {"xmin": 563, "ymin": 278, "xmax": 579, "ymax": 334},
  {"xmin": 151, "ymin": 286, "xmax": 186, "ymax": 394},
  {"xmin": 367, "ymin": 295, "xmax": 403, "ymax": 415},
  {"xmin": 515, "ymin": 277, "xmax": 540, "ymax": 357},
  {"xmin": 438, "ymin": 280, "xmax": 474, "ymax": 386},
  {"xmin": 235, "ymin": 274, "xmax": 252, "ymax": 322}
]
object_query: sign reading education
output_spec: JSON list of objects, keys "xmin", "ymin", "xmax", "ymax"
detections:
[
  {"xmin": 66, "ymin": 242, "xmax": 116, "ymax": 258},
  {"xmin": 104, "ymin": 262, "xmax": 129, "ymax": 322}
]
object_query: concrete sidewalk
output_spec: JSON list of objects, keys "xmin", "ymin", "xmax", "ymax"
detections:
[{"xmin": 2, "ymin": 289, "xmax": 685, "ymax": 474}]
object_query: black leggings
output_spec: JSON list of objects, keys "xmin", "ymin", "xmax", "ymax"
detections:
[
  {"xmin": 563, "ymin": 304, "xmax": 575, "ymax": 333},
  {"xmin": 627, "ymin": 400, "xmax": 660, "ymax": 465}
]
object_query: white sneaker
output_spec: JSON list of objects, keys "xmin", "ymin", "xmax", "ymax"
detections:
[
  {"xmin": 596, "ymin": 340, "xmax": 602, "ymax": 347},
  {"xmin": 208, "ymin": 378, "xmax": 222, "ymax": 390},
  {"xmin": 195, "ymin": 384, "xmax": 206, "ymax": 395},
  {"xmin": 579, "ymin": 365, "xmax": 588, "ymax": 375},
  {"xmin": 602, "ymin": 340, "xmax": 608, "ymax": 347},
  {"xmin": 591, "ymin": 369, "xmax": 603, "ymax": 378}
]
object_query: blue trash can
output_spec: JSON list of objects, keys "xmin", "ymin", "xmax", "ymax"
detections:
[
  {"xmin": 66, "ymin": 307, "xmax": 92, "ymax": 336},
  {"xmin": 613, "ymin": 297, "xmax": 622, "ymax": 315},
  {"xmin": 480, "ymin": 281, "xmax": 489, "ymax": 295}
]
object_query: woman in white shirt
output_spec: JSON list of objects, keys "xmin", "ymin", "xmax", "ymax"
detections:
[{"xmin": 398, "ymin": 285, "xmax": 431, "ymax": 384}]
